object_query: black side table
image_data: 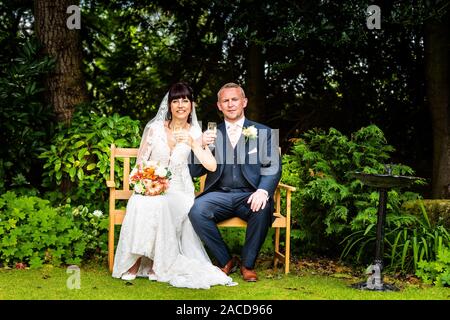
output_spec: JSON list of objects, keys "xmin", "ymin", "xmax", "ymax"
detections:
[{"xmin": 349, "ymin": 170, "xmax": 423, "ymax": 291}]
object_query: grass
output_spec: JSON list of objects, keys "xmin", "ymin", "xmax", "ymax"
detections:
[{"xmin": 0, "ymin": 260, "xmax": 449, "ymax": 300}]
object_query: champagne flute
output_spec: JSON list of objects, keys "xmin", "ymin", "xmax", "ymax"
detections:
[
  {"xmin": 207, "ymin": 122, "xmax": 217, "ymax": 148},
  {"xmin": 172, "ymin": 125, "xmax": 183, "ymax": 144}
]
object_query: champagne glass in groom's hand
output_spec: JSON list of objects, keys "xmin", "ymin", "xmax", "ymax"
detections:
[{"xmin": 206, "ymin": 122, "xmax": 217, "ymax": 148}]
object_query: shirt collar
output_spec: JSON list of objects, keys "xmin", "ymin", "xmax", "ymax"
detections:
[{"xmin": 225, "ymin": 117, "xmax": 245, "ymax": 129}]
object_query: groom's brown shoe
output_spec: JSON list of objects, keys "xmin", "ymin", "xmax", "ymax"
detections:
[
  {"xmin": 220, "ymin": 257, "xmax": 240, "ymax": 275},
  {"xmin": 240, "ymin": 266, "xmax": 258, "ymax": 282}
]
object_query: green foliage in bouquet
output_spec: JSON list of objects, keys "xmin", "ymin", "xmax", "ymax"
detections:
[
  {"xmin": 0, "ymin": 192, "xmax": 108, "ymax": 268},
  {"xmin": 281, "ymin": 125, "xmax": 422, "ymax": 258},
  {"xmin": 39, "ymin": 109, "xmax": 141, "ymax": 210}
]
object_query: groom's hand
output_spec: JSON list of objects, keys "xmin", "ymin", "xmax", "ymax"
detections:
[{"xmin": 247, "ymin": 189, "xmax": 269, "ymax": 212}]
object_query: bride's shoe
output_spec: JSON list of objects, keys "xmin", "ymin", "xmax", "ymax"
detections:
[{"xmin": 121, "ymin": 272, "xmax": 137, "ymax": 281}]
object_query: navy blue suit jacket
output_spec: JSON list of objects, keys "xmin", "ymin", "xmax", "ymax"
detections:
[{"xmin": 189, "ymin": 118, "xmax": 282, "ymax": 202}]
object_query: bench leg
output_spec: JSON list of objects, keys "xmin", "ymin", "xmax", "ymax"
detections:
[
  {"xmin": 273, "ymin": 228, "xmax": 280, "ymax": 271},
  {"xmin": 108, "ymin": 223, "xmax": 115, "ymax": 272},
  {"xmin": 285, "ymin": 228, "xmax": 290, "ymax": 274}
]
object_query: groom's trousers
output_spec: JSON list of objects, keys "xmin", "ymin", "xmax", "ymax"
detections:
[{"xmin": 188, "ymin": 190, "xmax": 273, "ymax": 269}]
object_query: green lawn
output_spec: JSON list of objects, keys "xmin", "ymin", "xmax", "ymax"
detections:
[{"xmin": 0, "ymin": 262, "xmax": 449, "ymax": 300}]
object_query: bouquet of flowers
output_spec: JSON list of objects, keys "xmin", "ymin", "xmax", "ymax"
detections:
[{"xmin": 129, "ymin": 160, "xmax": 171, "ymax": 196}]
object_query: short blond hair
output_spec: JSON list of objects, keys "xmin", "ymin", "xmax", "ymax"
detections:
[{"xmin": 217, "ymin": 82, "xmax": 246, "ymax": 101}]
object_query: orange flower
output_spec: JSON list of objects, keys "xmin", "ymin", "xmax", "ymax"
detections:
[
  {"xmin": 130, "ymin": 163, "xmax": 171, "ymax": 196},
  {"xmin": 143, "ymin": 166, "xmax": 155, "ymax": 176}
]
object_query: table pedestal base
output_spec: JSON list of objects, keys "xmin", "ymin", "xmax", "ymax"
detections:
[
  {"xmin": 350, "ymin": 262, "xmax": 399, "ymax": 291},
  {"xmin": 350, "ymin": 281, "xmax": 399, "ymax": 291}
]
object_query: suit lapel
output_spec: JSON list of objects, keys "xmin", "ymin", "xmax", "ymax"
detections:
[
  {"xmin": 242, "ymin": 118, "xmax": 253, "ymax": 162},
  {"xmin": 236, "ymin": 118, "xmax": 250, "ymax": 148},
  {"xmin": 217, "ymin": 122, "xmax": 226, "ymax": 175}
]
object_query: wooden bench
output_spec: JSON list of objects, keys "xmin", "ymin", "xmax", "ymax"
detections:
[{"xmin": 106, "ymin": 144, "xmax": 296, "ymax": 274}]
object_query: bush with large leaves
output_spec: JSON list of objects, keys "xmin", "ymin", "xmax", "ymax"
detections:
[
  {"xmin": 39, "ymin": 109, "xmax": 141, "ymax": 211},
  {"xmin": 0, "ymin": 38, "xmax": 55, "ymax": 192},
  {"xmin": 281, "ymin": 125, "xmax": 421, "ymax": 258},
  {"xmin": 416, "ymin": 244, "xmax": 450, "ymax": 287},
  {"xmin": 0, "ymin": 191, "xmax": 108, "ymax": 268},
  {"xmin": 341, "ymin": 200, "xmax": 450, "ymax": 275}
]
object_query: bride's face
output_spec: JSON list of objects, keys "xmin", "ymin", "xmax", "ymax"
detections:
[{"xmin": 170, "ymin": 97, "xmax": 192, "ymax": 122}]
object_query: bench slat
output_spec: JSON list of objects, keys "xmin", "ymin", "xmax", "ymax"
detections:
[
  {"xmin": 115, "ymin": 148, "xmax": 138, "ymax": 157},
  {"xmin": 217, "ymin": 217, "xmax": 247, "ymax": 227},
  {"xmin": 115, "ymin": 190, "xmax": 133, "ymax": 199},
  {"xmin": 113, "ymin": 210, "xmax": 126, "ymax": 224},
  {"xmin": 217, "ymin": 215, "xmax": 286, "ymax": 228}
]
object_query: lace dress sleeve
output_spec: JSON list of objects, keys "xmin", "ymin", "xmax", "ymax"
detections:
[
  {"xmin": 136, "ymin": 127, "xmax": 153, "ymax": 165},
  {"xmin": 190, "ymin": 124, "xmax": 202, "ymax": 142}
]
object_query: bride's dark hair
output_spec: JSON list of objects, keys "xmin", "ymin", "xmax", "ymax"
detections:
[{"xmin": 167, "ymin": 82, "xmax": 193, "ymax": 123}]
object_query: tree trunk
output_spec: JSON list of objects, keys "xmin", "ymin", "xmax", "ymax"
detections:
[
  {"xmin": 246, "ymin": 42, "xmax": 265, "ymax": 122},
  {"xmin": 425, "ymin": 12, "xmax": 450, "ymax": 199},
  {"xmin": 34, "ymin": 0, "xmax": 88, "ymax": 125}
]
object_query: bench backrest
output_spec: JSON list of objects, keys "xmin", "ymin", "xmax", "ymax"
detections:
[
  {"xmin": 108, "ymin": 144, "xmax": 292, "ymax": 228},
  {"xmin": 107, "ymin": 145, "xmax": 137, "ymax": 224}
]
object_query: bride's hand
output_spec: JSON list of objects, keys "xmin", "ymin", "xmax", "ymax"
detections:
[
  {"xmin": 174, "ymin": 130, "xmax": 193, "ymax": 147},
  {"xmin": 202, "ymin": 130, "xmax": 217, "ymax": 147}
]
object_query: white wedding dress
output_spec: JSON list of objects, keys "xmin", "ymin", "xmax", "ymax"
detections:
[{"xmin": 112, "ymin": 121, "xmax": 234, "ymax": 289}]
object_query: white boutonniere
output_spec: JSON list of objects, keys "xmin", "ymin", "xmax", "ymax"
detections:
[{"xmin": 242, "ymin": 125, "xmax": 258, "ymax": 142}]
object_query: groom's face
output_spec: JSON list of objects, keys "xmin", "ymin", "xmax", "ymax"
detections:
[{"xmin": 217, "ymin": 88, "xmax": 247, "ymax": 122}]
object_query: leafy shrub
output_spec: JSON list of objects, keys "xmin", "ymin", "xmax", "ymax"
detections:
[
  {"xmin": 0, "ymin": 191, "xmax": 108, "ymax": 268},
  {"xmin": 281, "ymin": 125, "xmax": 421, "ymax": 257},
  {"xmin": 39, "ymin": 109, "xmax": 141, "ymax": 211},
  {"xmin": 403, "ymin": 199, "xmax": 450, "ymax": 229},
  {"xmin": 341, "ymin": 200, "xmax": 450, "ymax": 274},
  {"xmin": 59, "ymin": 203, "xmax": 109, "ymax": 260},
  {"xmin": 0, "ymin": 38, "xmax": 55, "ymax": 192},
  {"xmin": 416, "ymin": 245, "xmax": 450, "ymax": 287}
]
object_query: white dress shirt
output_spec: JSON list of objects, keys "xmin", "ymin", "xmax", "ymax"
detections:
[{"xmin": 225, "ymin": 117, "xmax": 245, "ymax": 144}]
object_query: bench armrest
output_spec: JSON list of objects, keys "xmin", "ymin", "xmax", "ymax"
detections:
[
  {"xmin": 277, "ymin": 183, "xmax": 296, "ymax": 192},
  {"xmin": 106, "ymin": 180, "xmax": 115, "ymax": 188}
]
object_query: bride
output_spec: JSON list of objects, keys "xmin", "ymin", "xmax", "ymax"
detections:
[{"xmin": 112, "ymin": 82, "xmax": 235, "ymax": 289}]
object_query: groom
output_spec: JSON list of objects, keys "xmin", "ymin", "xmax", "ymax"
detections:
[{"xmin": 188, "ymin": 82, "xmax": 281, "ymax": 282}]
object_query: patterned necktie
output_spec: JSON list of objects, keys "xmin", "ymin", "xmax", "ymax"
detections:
[{"xmin": 228, "ymin": 123, "xmax": 240, "ymax": 148}]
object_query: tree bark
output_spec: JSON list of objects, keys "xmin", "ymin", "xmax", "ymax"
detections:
[
  {"xmin": 34, "ymin": 0, "xmax": 88, "ymax": 125},
  {"xmin": 425, "ymin": 12, "xmax": 450, "ymax": 198},
  {"xmin": 246, "ymin": 42, "xmax": 265, "ymax": 122}
]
